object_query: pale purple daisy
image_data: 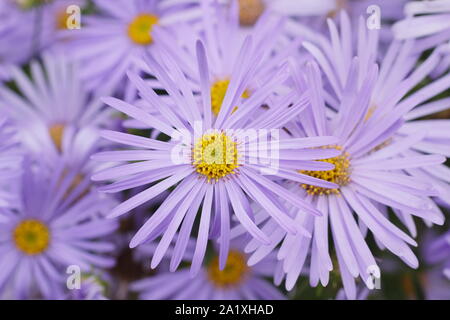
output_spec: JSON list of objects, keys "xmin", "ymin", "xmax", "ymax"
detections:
[
  {"xmin": 0, "ymin": 53, "xmax": 117, "ymax": 166},
  {"xmin": 65, "ymin": 0, "xmax": 201, "ymax": 95},
  {"xmin": 305, "ymin": 13, "xmax": 450, "ymax": 213},
  {"xmin": 244, "ymin": 58, "xmax": 446, "ymax": 299},
  {"xmin": 131, "ymin": 237, "xmax": 285, "ymax": 300},
  {"xmin": 0, "ymin": 158, "xmax": 118, "ymax": 299},
  {"xmin": 92, "ymin": 39, "xmax": 341, "ymax": 274},
  {"xmin": 248, "ymin": 14, "xmax": 450, "ymax": 299}
]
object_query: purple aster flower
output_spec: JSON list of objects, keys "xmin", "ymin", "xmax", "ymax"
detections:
[
  {"xmin": 0, "ymin": 53, "xmax": 117, "ymax": 166},
  {"xmin": 65, "ymin": 0, "xmax": 201, "ymax": 95},
  {"xmin": 244, "ymin": 53, "xmax": 446, "ymax": 299},
  {"xmin": 305, "ymin": 13, "xmax": 450, "ymax": 211},
  {"xmin": 132, "ymin": 237, "xmax": 285, "ymax": 300},
  {"xmin": 92, "ymin": 37, "xmax": 341, "ymax": 274},
  {"xmin": 277, "ymin": 15, "xmax": 450, "ymax": 298},
  {"xmin": 0, "ymin": 158, "xmax": 118, "ymax": 299}
]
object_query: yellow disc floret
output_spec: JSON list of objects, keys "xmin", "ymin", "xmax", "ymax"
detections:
[
  {"xmin": 49, "ymin": 123, "xmax": 65, "ymax": 152},
  {"xmin": 127, "ymin": 14, "xmax": 159, "ymax": 45},
  {"xmin": 238, "ymin": 0, "xmax": 265, "ymax": 26},
  {"xmin": 193, "ymin": 132, "xmax": 239, "ymax": 182},
  {"xmin": 327, "ymin": 0, "xmax": 348, "ymax": 18},
  {"xmin": 56, "ymin": 9, "xmax": 70, "ymax": 30},
  {"xmin": 300, "ymin": 146, "xmax": 351, "ymax": 196},
  {"xmin": 207, "ymin": 250, "xmax": 249, "ymax": 288},
  {"xmin": 210, "ymin": 79, "xmax": 250, "ymax": 116},
  {"xmin": 13, "ymin": 219, "xmax": 50, "ymax": 255}
]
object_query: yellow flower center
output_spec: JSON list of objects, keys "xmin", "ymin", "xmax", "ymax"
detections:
[
  {"xmin": 207, "ymin": 251, "xmax": 249, "ymax": 288},
  {"xmin": 210, "ymin": 79, "xmax": 250, "ymax": 116},
  {"xmin": 192, "ymin": 132, "xmax": 239, "ymax": 182},
  {"xmin": 300, "ymin": 146, "xmax": 351, "ymax": 196},
  {"xmin": 56, "ymin": 9, "xmax": 70, "ymax": 30},
  {"xmin": 238, "ymin": 0, "xmax": 265, "ymax": 26},
  {"xmin": 327, "ymin": 0, "xmax": 348, "ymax": 18},
  {"xmin": 13, "ymin": 219, "xmax": 50, "ymax": 255},
  {"xmin": 127, "ymin": 14, "xmax": 159, "ymax": 45},
  {"xmin": 49, "ymin": 123, "xmax": 65, "ymax": 152}
]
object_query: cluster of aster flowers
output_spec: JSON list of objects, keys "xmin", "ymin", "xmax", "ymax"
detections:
[{"xmin": 0, "ymin": 0, "xmax": 449, "ymax": 301}]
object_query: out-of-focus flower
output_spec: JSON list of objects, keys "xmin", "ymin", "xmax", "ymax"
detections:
[
  {"xmin": 392, "ymin": 0, "xmax": 450, "ymax": 74},
  {"xmin": 0, "ymin": 159, "xmax": 118, "ymax": 299},
  {"xmin": 204, "ymin": 0, "xmax": 407, "ymax": 52},
  {"xmin": 393, "ymin": 0, "xmax": 450, "ymax": 45},
  {"xmin": 335, "ymin": 285, "xmax": 370, "ymax": 300},
  {"xmin": 426, "ymin": 231, "xmax": 450, "ymax": 280},
  {"xmin": 132, "ymin": 237, "xmax": 285, "ymax": 300},
  {"xmin": 418, "ymin": 226, "xmax": 450, "ymax": 300},
  {"xmin": 421, "ymin": 265, "xmax": 450, "ymax": 300},
  {"xmin": 0, "ymin": 54, "xmax": 117, "ymax": 166},
  {"xmin": 130, "ymin": 0, "xmax": 293, "ymax": 130},
  {"xmin": 0, "ymin": 1, "xmax": 36, "ymax": 80},
  {"xmin": 65, "ymin": 0, "xmax": 200, "ymax": 96},
  {"xmin": 38, "ymin": 0, "xmax": 87, "ymax": 52},
  {"xmin": 91, "ymin": 38, "xmax": 341, "ymax": 274},
  {"xmin": 0, "ymin": 115, "xmax": 22, "ymax": 211},
  {"xmin": 162, "ymin": 0, "xmax": 287, "ymax": 84},
  {"xmin": 0, "ymin": 0, "xmax": 87, "ymax": 81},
  {"xmin": 65, "ymin": 274, "xmax": 109, "ymax": 300}
]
